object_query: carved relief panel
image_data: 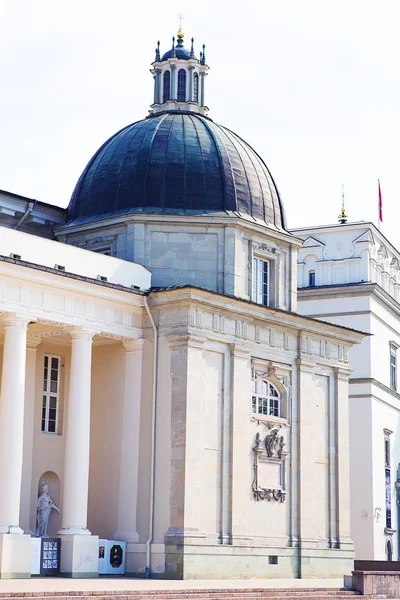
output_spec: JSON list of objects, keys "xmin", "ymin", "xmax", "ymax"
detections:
[{"xmin": 252, "ymin": 429, "xmax": 288, "ymax": 503}]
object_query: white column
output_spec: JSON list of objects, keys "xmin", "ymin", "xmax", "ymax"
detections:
[
  {"xmin": 59, "ymin": 328, "xmax": 94, "ymax": 534},
  {"xmin": 0, "ymin": 315, "xmax": 29, "ymax": 534},
  {"xmin": 114, "ymin": 339, "xmax": 145, "ymax": 542}
]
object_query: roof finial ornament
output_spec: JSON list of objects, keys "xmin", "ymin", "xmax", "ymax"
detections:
[
  {"xmin": 338, "ymin": 182, "xmax": 348, "ymax": 224},
  {"xmin": 190, "ymin": 37, "xmax": 195, "ymax": 58},
  {"xmin": 200, "ymin": 44, "xmax": 206, "ymax": 65},
  {"xmin": 155, "ymin": 40, "xmax": 160, "ymax": 62},
  {"xmin": 177, "ymin": 12, "xmax": 184, "ymax": 43},
  {"xmin": 171, "ymin": 35, "xmax": 176, "ymax": 57}
]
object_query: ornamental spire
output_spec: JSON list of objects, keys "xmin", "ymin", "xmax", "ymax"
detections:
[
  {"xmin": 338, "ymin": 183, "xmax": 348, "ymax": 224},
  {"xmin": 155, "ymin": 40, "xmax": 160, "ymax": 62}
]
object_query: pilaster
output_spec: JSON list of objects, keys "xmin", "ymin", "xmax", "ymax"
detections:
[
  {"xmin": 165, "ymin": 333, "xmax": 206, "ymax": 578},
  {"xmin": 230, "ymin": 344, "xmax": 251, "ymax": 543},
  {"xmin": 114, "ymin": 338, "xmax": 145, "ymax": 543},
  {"xmin": 334, "ymin": 365, "xmax": 353, "ymax": 549}
]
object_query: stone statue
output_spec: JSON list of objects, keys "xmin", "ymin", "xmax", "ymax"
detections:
[
  {"xmin": 36, "ymin": 481, "xmax": 61, "ymax": 537},
  {"xmin": 265, "ymin": 428, "xmax": 280, "ymax": 457},
  {"xmin": 265, "ymin": 428, "xmax": 286, "ymax": 458}
]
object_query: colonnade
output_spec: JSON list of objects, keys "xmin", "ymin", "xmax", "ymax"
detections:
[{"xmin": 0, "ymin": 313, "xmax": 144, "ymax": 577}]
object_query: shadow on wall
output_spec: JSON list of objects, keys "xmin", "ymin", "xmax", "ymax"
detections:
[{"xmin": 37, "ymin": 471, "xmax": 61, "ymax": 537}]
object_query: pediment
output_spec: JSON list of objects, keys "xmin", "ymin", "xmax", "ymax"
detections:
[
  {"xmin": 353, "ymin": 229, "xmax": 375, "ymax": 245},
  {"xmin": 301, "ymin": 236, "xmax": 325, "ymax": 248},
  {"xmin": 391, "ymin": 257, "xmax": 400, "ymax": 270},
  {"xmin": 378, "ymin": 244, "xmax": 389, "ymax": 258}
]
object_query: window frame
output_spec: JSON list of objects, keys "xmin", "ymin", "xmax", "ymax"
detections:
[
  {"xmin": 309, "ymin": 270, "xmax": 316, "ymax": 286},
  {"xmin": 42, "ymin": 354, "xmax": 61, "ymax": 435},
  {"xmin": 252, "ymin": 378, "xmax": 281, "ymax": 419},
  {"xmin": 390, "ymin": 344, "xmax": 397, "ymax": 391},
  {"xmin": 252, "ymin": 257, "xmax": 270, "ymax": 306}
]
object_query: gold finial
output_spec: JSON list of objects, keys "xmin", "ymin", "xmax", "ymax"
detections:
[{"xmin": 177, "ymin": 12, "xmax": 184, "ymax": 38}]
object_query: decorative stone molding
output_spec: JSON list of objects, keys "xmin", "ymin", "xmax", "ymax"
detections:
[{"xmin": 252, "ymin": 432, "xmax": 287, "ymax": 503}]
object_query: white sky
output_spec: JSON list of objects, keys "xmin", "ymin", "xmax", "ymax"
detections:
[{"xmin": 1, "ymin": 0, "xmax": 399, "ymax": 241}]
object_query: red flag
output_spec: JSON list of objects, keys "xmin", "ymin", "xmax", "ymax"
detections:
[{"xmin": 378, "ymin": 180, "xmax": 383, "ymax": 222}]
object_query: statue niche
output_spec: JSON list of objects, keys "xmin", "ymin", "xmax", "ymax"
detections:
[{"xmin": 36, "ymin": 480, "xmax": 61, "ymax": 537}]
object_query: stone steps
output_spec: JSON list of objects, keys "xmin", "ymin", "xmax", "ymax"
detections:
[{"xmin": 0, "ymin": 589, "xmax": 373, "ymax": 600}]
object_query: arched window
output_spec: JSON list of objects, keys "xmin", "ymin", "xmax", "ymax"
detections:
[
  {"xmin": 252, "ymin": 379, "xmax": 280, "ymax": 417},
  {"xmin": 163, "ymin": 71, "xmax": 170, "ymax": 103},
  {"xmin": 193, "ymin": 72, "xmax": 199, "ymax": 103},
  {"xmin": 177, "ymin": 69, "xmax": 186, "ymax": 102}
]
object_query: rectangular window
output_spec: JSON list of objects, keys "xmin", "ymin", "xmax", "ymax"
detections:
[
  {"xmin": 252, "ymin": 258, "xmax": 269, "ymax": 306},
  {"xmin": 390, "ymin": 346, "xmax": 397, "ymax": 391},
  {"xmin": 42, "ymin": 355, "xmax": 60, "ymax": 434},
  {"xmin": 386, "ymin": 467, "xmax": 392, "ymax": 529},
  {"xmin": 309, "ymin": 270, "xmax": 316, "ymax": 286},
  {"xmin": 385, "ymin": 438, "xmax": 391, "ymax": 467}
]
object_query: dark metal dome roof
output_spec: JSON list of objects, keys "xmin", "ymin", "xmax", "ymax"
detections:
[
  {"xmin": 161, "ymin": 46, "xmax": 191, "ymax": 60},
  {"xmin": 66, "ymin": 112, "xmax": 287, "ymax": 230}
]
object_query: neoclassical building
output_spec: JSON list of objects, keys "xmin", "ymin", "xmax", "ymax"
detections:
[
  {"xmin": 293, "ymin": 219, "xmax": 400, "ymax": 563},
  {"xmin": 0, "ymin": 30, "xmax": 365, "ymax": 579}
]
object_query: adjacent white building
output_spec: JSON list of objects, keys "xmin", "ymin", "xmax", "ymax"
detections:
[{"xmin": 293, "ymin": 220, "xmax": 400, "ymax": 562}]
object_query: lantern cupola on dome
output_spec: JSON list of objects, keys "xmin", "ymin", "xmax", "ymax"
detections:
[{"xmin": 150, "ymin": 27, "xmax": 209, "ymax": 116}]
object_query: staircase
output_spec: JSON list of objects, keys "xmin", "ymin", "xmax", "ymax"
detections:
[{"xmin": 0, "ymin": 589, "xmax": 380, "ymax": 600}]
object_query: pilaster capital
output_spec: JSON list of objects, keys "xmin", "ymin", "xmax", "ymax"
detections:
[
  {"xmin": 189, "ymin": 65, "xmax": 195, "ymax": 71},
  {"xmin": 333, "ymin": 365, "xmax": 352, "ymax": 380},
  {"xmin": 26, "ymin": 335, "xmax": 42, "ymax": 350},
  {"xmin": 229, "ymin": 343, "xmax": 250, "ymax": 359},
  {"xmin": 1, "ymin": 313, "xmax": 30, "ymax": 329},
  {"xmin": 123, "ymin": 338, "xmax": 145, "ymax": 353},
  {"xmin": 68, "ymin": 327, "xmax": 97, "ymax": 342},
  {"xmin": 168, "ymin": 333, "xmax": 206, "ymax": 350},
  {"xmin": 296, "ymin": 358, "xmax": 316, "ymax": 373}
]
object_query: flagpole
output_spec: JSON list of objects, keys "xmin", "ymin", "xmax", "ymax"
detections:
[
  {"xmin": 378, "ymin": 179, "xmax": 382, "ymax": 231},
  {"xmin": 378, "ymin": 179, "xmax": 380, "ymax": 230}
]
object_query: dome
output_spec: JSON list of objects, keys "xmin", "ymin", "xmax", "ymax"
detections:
[
  {"xmin": 66, "ymin": 112, "xmax": 287, "ymax": 230},
  {"xmin": 161, "ymin": 46, "xmax": 191, "ymax": 60}
]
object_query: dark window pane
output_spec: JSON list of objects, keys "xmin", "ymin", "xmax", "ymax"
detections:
[
  {"xmin": 48, "ymin": 421, "xmax": 56, "ymax": 433},
  {"xmin": 51, "ymin": 357, "xmax": 59, "ymax": 369},
  {"xmin": 44, "ymin": 356, "xmax": 48, "ymax": 368},
  {"xmin": 49, "ymin": 408, "xmax": 56, "ymax": 421},
  {"xmin": 50, "ymin": 381, "xmax": 57, "ymax": 393},
  {"xmin": 193, "ymin": 72, "xmax": 199, "ymax": 102},
  {"xmin": 163, "ymin": 71, "xmax": 170, "ymax": 102},
  {"xmin": 177, "ymin": 69, "xmax": 186, "ymax": 102},
  {"xmin": 41, "ymin": 420, "xmax": 46, "ymax": 432},
  {"xmin": 50, "ymin": 397, "xmax": 57, "ymax": 409}
]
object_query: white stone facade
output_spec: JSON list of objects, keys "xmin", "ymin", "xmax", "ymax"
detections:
[
  {"xmin": 0, "ymin": 217, "xmax": 366, "ymax": 579},
  {"xmin": 293, "ymin": 221, "xmax": 400, "ymax": 562}
]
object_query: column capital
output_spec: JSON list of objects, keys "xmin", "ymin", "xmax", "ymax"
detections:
[
  {"xmin": 1, "ymin": 314, "xmax": 30, "ymax": 329},
  {"xmin": 68, "ymin": 327, "xmax": 97, "ymax": 341},
  {"xmin": 123, "ymin": 338, "xmax": 145, "ymax": 353}
]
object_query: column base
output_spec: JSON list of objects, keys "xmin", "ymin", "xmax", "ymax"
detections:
[
  {"xmin": 59, "ymin": 534, "xmax": 99, "ymax": 577},
  {"xmin": 0, "ymin": 534, "xmax": 31, "ymax": 579}
]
